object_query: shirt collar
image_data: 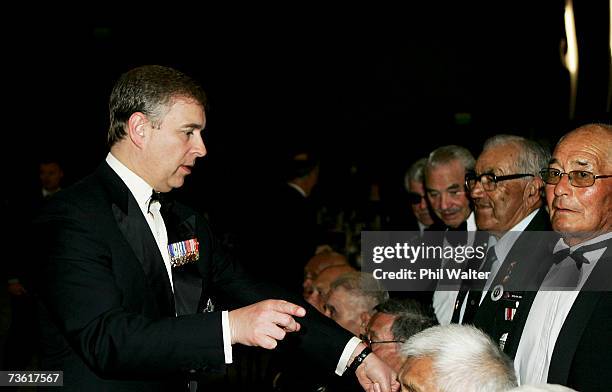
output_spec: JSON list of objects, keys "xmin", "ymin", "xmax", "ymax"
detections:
[
  {"xmin": 554, "ymin": 231, "xmax": 612, "ymax": 254},
  {"xmin": 106, "ymin": 152, "xmax": 154, "ymax": 216},
  {"xmin": 466, "ymin": 211, "xmax": 477, "ymax": 231},
  {"xmin": 492, "ymin": 208, "xmax": 539, "ymax": 263},
  {"xmin": 287, "ymin": 182, "xmax": 306, "ymax": 197}
]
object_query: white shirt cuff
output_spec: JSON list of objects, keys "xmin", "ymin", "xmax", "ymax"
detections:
[
  {"xmin": 335, "ymin": 336, "xmax": 362, "ymax": 376},
  {"xmin": 221, "ymin": 310, "xmax": 232, "ymax": 364}
]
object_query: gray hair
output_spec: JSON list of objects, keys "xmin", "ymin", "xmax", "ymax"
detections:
[
  {"xmin": 330, "ymin": 272, "xmax": 389, "ymax": 314},
  {"xmin": 427, "ymin": 145, "xmax": 475, "ymax": 172},
  {"xmin": 404, "ymin": 158, "xmax": 428, "ymax": 191},
  {"xmin": 374, "ymin": 299, "xmax": 436, "ymax": 341},
  {"xmin": 400, "ymin": 325, "xmax": 517, "ymax": 392},
  {"xmin": 483, "ymin": 134, "xmax": 550, "ymax": 176}
]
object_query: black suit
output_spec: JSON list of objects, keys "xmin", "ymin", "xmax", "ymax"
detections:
[
  {"xmin": 473, "ymin": 208, "xmax": 555, "ymax": 345},
  {"xmin": 35, "ymin": 162, "xmax": 352, "ymax": 391},
  {"xmin": 502, "ymin": 238, "xmax": 612, "ymax": 392}
]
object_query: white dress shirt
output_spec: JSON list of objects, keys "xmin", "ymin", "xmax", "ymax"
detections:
[
  {"xmin": 514, "ymin": 232, "xmax": 612, "ymax": 385},
  {"xmin": 454, "ymin": 209, "xmax": 538, "ymax": 324}
]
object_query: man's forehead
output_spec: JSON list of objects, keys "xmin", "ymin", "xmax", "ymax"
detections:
[
  {"xmin": 553, "ymin": 128, "xmax": 612, "ymax": 168},
  {"xmin": 370, "ymin": 312, "xmax": 396, "ymax": 331},
  {"xmin": 476, "ymin": 145, "xmax": 517, "ymax": 173},
  {"xmin": 550, "ymin": 143, "xmax": 604, "ymax": 170},
  {"xmin": 426, "ymin": 161, "xmax": 465, "ymax": 186}
]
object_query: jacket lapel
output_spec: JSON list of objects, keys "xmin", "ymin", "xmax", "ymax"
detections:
[
  {"xmin": 548, "ymin": 242, "xmax": 612, "ymax": 384},
  {"xmin": 162, "ymin": 206, "xmax": 203, "ymax": 316},
  {"xmin": 98, "ymin": 162, "xmax": 176, "ymax": 317}
]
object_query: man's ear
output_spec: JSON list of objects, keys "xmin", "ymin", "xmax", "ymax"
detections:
[
  {"xmin": 524, "ymin": 177, "xmax": 544, "ymax": 206},
  {"xmin": 360, "ymin": 312, "xmax": 372, "ymax": 335},
  {"xmin": 127, "ymin": 112, "xmax": 148, "ymax": 147}
]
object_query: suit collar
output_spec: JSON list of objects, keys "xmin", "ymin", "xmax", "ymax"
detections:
[{"xmin": 105, "ymin": 152, "xmax": 155, "ymax": 216}]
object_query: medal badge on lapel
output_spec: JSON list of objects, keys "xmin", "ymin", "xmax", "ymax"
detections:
[{"xmin": 167, "ymin": 238, "xmax": 200, "ymax": 268}]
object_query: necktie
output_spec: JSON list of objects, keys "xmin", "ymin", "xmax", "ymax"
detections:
[{"xmin": 451, "ymin": 244, "xmax": 497, "ymax": 324}]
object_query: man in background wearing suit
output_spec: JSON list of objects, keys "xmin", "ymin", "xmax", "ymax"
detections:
[
  {"xmin": 509, "ymin": 123, "xmax": 612, "ymax": 391},
  {"xmin": 424, "ymin": 145, "xmax": 478, "ymax": 325},
  {"xmin": 35, "ymin": 65, "xmax": 398, "ymax": 391},
  {"xmin": 3, "ymin": 158, "xmax": 65, "ymax": 372}
]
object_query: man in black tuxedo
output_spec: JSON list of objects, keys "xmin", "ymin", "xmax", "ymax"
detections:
[
  {"xmin": 35, "ymin": 65, "xmax": 398, "ymax": 391},
  {"xmin": 507, "ymin": 123, "xmax": 612, "ymax": 391},
  {"xmin": 457, "ymin": 135, "xmax": 552, "ymax": 330},
  {"xmin": 424, "ymin": 145, "xmax": 478, "ymax": 325}
]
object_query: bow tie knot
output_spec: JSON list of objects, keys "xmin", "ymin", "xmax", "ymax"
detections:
[
  {"xmin": 148, "ymin": 190, "xmax": 164, "ymax": 213},
  {"xmin": 552, "ymin": 241, "xmax": 606, "ymax": 270}
]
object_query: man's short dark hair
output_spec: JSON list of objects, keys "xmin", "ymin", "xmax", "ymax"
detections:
[
  {"xmin": 374, "ymin": 298, "xmax": 436, "ymax": 341},
  {"xmin": 108, "ymin": 65, "xmax": 208, "ymax": 147}
]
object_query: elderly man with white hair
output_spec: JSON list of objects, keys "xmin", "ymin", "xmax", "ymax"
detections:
[{"xmin": 399, "ymin": 324, "xmax": 517, "ymax": 392}]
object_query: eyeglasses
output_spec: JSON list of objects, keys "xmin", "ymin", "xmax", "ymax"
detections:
[
  {"xmin": 465, "ymin": 172, "xmax": 534, "ymax": 192},
  {"xmin": 540, "ymin": 168, "xmax": 612, "ymax": 188},
  {"xmin": 407, "ymin": 192, "xmax": 426, "ymax": 205},
  {"xmin": 360, "ymin": 334, "xmax": 404, "ymax": 348}
]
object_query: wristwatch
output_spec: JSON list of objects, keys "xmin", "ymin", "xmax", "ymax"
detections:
[{"xmin": 347, "ymin": 346, "xmax": 372, "ymax": 374}]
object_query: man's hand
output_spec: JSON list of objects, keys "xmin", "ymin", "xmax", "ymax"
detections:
[
  {"xmin": 351, "ymin": 344, "xmax": 400, "ymax": 392},
  {"xmin": 228, "ymin": 299, "xmax": 306, "ymax": 349}
]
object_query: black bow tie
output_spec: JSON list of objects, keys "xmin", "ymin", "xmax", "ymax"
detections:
[
  {"xmin": 552, "ymin": 241, "xmax": 607, "ymax": 270},
  {"xmin": 148, "ymin": 190, "xmax": 164, "ymax": 213}
]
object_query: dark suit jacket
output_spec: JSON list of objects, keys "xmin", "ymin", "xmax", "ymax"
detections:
[
  {"xmin": 501, "ymin": 237, "xmax": 612, "ymax": 392},
  {"xmin": 35, "ymin": 162, "xmax": 352, "ymax": 391},
  {"xmin": 473, "ymin": 207, "xmax": 555, "ymax": 344}
]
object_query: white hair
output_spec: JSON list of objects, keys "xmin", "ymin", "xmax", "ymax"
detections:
[
  {"xmin": 400, "ymin": 325, "xmax": 517, "ymax": 392},
  {"xmin": 482, "ymin": 134, "xmax": 550, "ymax": 176},
  {"xmin": 507, "ymin": 384, "xmax": 577, "ymax": 392}
]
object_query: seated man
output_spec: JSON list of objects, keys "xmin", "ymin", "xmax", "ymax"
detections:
[
  {"xmin": 324, "ymin": 272, "xmax": 389, "ymax": 336},
  {"xmin": 400, "ymin": 324, "xmax": 517, "ymax": 392},
  {"xmin": 303, "ymin": 250, "xmax": 348, "ymax": 299},
  {"xmin": 364, "ymin": 298, "xmax": 435, "ymax": 373},
  {"xmin": 306, "ymin": 264, "xmax": 355, "ymax": 313}
]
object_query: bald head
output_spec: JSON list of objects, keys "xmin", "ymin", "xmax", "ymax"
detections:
[
  {"xmin": 306, "ymin": 264, "xmax": 355, "ymax": 313},
  {"xmin": 303, "ymin": 251, "xmax": 349, "ymax": 299}
]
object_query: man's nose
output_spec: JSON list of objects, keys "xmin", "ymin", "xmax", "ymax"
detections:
[
  {"xmin": 192, "ymin": 132, "xmax": 207, "ymax": 157},
  {"xmin": 440, "ymin": 193, "xmax": 451, "ymax": 210}
]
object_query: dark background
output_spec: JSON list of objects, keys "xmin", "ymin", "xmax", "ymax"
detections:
[{"xmin": 5, "ymin": 3, "xmax": 611, "ymax": 231}]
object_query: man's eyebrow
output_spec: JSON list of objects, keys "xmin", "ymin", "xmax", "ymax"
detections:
[
  {"xmin": 446, "ymin": 184, "xmax": 462, "ymax": 191},
  {"xmin": 549, "ymin": 158, "xmax": 560, "ymax": 165},
  {"xmin": 573, "ymin": 159, "xmax": 590, "ymax": 167},
  {"xmin": 181, "ymin": 122, "xmax": 204, "ymax": 130}
]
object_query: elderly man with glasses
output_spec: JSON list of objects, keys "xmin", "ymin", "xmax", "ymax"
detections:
[
  {"xmin": 504, "ymin": 123, "xmax": 612, "ymax": 392},
  {"xmin": 454, "ymin": 135, "xmax": 552, "ymax": 333},
  {"xmin": 362, "ymin": 299, "xmax": 435, "ymax": 373}
]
